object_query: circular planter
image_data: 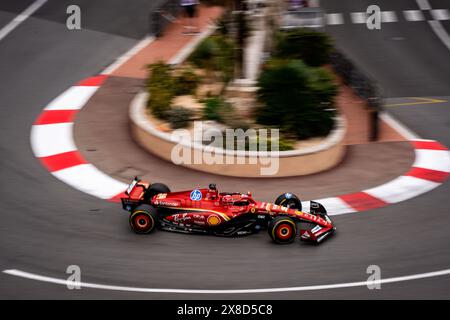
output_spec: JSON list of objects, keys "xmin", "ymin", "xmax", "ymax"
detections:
[{"xmin": 130, "ymin": 92, "xmax": 346, "ymax": 177}]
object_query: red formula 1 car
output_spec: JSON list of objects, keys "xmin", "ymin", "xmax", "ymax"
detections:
[{"xmin": 121, "ymin": 177, "xmax": 336, "ymax": 244}]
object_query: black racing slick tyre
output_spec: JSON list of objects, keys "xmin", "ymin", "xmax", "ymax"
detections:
[
  {"xmin": 143, "ymin": 183, "xmax": 171, "ymax": 201},
  {"xmin": 129, "ymin": 205, "xmax": 158, "ymax": 234},
  {"xmin": 274, "ymin": 192, "xmax": 302, "ymax": 211},
  {"xmin": 268, "ymin": 216, "xmax": 297, "ymax": 244}
]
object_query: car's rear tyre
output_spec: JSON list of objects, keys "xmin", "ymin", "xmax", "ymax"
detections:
[
  {"xmin": 144, "ymin": 183, "xmax": 170, "ymax": 201},
  {"xmin": 274, "ymin": 192, "xmax": 302, "ymax": 211},
  {"xmin": 268, "ymin": 216, "xmax": 297, "ymax": 244},
  {"xmin": 130, "ymin": 205, "xmax": 158, "ymax": 234}
]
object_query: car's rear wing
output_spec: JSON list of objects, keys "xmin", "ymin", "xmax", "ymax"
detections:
[
  {"xmin": 125, "ymin": 177, "xmax": 140, "ymax": 196},
  {"xmin": 124, "ymin": 177, "xmax": 150, "ymax": 198},
  {"xmin": 121, "ymin": 177, "xmax": 148, "ymax": 211}
]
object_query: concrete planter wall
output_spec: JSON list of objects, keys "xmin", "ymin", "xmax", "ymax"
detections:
[{"xmin": 129, "ymin": 92, "xmax": 347, "ymax": 177}]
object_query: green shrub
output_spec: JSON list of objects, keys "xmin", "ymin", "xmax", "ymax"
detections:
[
  {"xmin": 307, "ymin": 67, "xmax": 338, "ymax": 107},
  {"xmin": 222, "ymin": 131, "xmax": 294, "ymax": 151},
  {"xmin": 213, "ymin": 35, "xmax": 235, "ymax": 83},
  {"xmin": 164, "ymin": 106, "xmax": 194, "ymax": 129},
  {"xmin": 147, "ymin": 62, "xmax": 177, "ymax": 118},
  {"xmin": 275, "ymin": 29, "xmax": 333, "ymax": 67},
  {"xmin": 256, "ymin": 59, "xmax": 337, "ymax": 139},
  {"xmin": 189, "ymin": 38, "xmax": 215, "ymax": 70},
  {"xmin": 189, "ymin": 35, "xmax": 235, "ymax": 83},
  {"xmin": 203, "ymin": 96, "xmax": 233, "ymax": 123},
  {"xmin": 203, "ymin": 96, "xmax": 222, "ymax": 121},
  {"xmin": 176, "ymin": 68, "xmax": 199, "ymax": 96}
]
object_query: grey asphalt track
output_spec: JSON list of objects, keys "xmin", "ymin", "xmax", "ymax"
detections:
[{"xmin": 0, "ymin": 0, "xmax": 449, "ymax": 299}]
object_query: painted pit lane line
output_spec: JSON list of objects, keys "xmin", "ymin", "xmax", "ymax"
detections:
[{"xmin": 3, "ymin": 268, "xmax": 450, "ymax": 294}]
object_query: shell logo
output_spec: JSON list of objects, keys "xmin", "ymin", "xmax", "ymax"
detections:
[{"xmin": 207, "ymin": 215, "xmax": 221, "ymax": 226}]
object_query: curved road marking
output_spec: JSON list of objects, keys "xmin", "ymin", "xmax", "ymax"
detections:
[{"xmin": 3, "ymin": 268, "xmax": 450, "ymax": 293}]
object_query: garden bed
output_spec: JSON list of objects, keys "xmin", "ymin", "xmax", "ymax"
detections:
[{"xmin": 135, "ymin": 16, "xmax": 348, "ymax": 176}]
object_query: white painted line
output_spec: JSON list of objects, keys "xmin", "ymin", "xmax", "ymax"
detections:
[
  {"xmin": 30, "ymin": 123, "xmax": 76, "ymax": 157},
  {"xmin": 403, "ymin": 10, "xmax": 425, "ymax": 22},
  {"xmin": 381, "ymin": 11, "xmax": 398, "ymax": 23},
  {"xmin": 413, "ymin": 139, "xmax": 435, "ymax": 142},
  {"xmin": 413, "ymin": 149, "xmax": 450, "ymax": 173},
  {"xmin": 52, "ymin": 164, "xmax": 127, "ymax": 199},
  {"xmin": 312, "ymin": 197, "xmax": 356, "ymax": 216},
  {"xmin": 416, "ymin": 0, "xmax": 431, "ymax": 10},
  {"xmin": 45, "ymin": 86, "xmax": 99, "ymax": 111},
  {"xmin": 350, "ymin": 12, "xmax": 366, "ymax": 24},
  {"xmin": 364, "ymin": 175, "xmax": 439, "ymax": 204},
  {"xmin": 431, "ymin": 9, "xmax": 450, "ymax": 21},
  {"xmin": 326, "ymin": 13, "xmax": 344, "ymax": 25},
  {"xmin": 101, "ymin": 36, "xmax": 155, "ymax": 75},
  {"xmin": 379, "ymin": 112, "xmax": 420, "ymax": 140},
  {"xmin": 428, "ymin": 20, "xmax": 450, "ymax": 51},
  {"xmin": 0, "ymin": 0, "xmax": 47, "ymax": 42},
  {"xmin": 4, "ymin": 268, "xmax": 450, "ymax": 293},
  {"xmin": 416, "ymin": 0, "xmax": 450, "ymax": 52}
]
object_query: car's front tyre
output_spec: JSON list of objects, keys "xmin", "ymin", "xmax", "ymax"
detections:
[
  {"xmin": 268, "ymin": 216, "xmax": 297, "ymax": 244},
  {"xmin": 129, "ymin": 205, "xmax": 158, "ymax": 234}
]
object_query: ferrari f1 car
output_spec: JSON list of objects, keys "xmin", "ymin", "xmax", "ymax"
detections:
[{"xmin": 121, "ymin": 178, "xmax": 336, "ymax": 244}]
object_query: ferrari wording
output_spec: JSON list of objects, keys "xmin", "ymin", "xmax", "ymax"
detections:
[{"xmin": 121, "ymin": 178, "xmax": 336, "ymax": 244}]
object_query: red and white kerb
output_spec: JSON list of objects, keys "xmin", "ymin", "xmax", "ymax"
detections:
[{"xmin": 30, "ymin": 75, "xmax": 127, "ymax": 200}]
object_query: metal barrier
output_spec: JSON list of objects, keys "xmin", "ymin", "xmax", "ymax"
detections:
[
  {"xmin": 151, "ymin": 0, "xmax": 181, "ymax": 37},
  {"xmin": 330, "ymin": 49, "xmax": 382, "ymax": 141}
]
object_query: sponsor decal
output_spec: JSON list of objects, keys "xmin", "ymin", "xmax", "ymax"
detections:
[
  {"xmin": 207, "ymin": 215, "xmax": 221, "ymax": 226},
  {"xmin": 285, "ymin": 193, "xmax": 292, "ymax": 199},
  {"xmin": 250, "ymin": 207, "xmax": 256, "ymax": 213},
  {"xmin": 156, "ymin": 193, "xmax": 167, "ymax": 199},
  {"xmin": 174, "ymin": 213, "xmax": 190, "ymax": 223},
  {"xmin": 193, "ymin": 214, "xmax": 205, "ymax": 220},
  {"xmin": 257, "ymin": 215, "xmax": 266, "ymax": 219},
  {"xmin": 158, "ymin": 201, "xmax": 179, "ymax": 207},
  {"xmin": 301, "ymin": 231, "xmax": 310, "ymax": 239},
  {"xmin": 190, "ymin": 189, "xmax": 202, "ymax": 201},
  {"xmin": 303, "ymin": 212, "xmax": 317, "ymax": 221}
]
